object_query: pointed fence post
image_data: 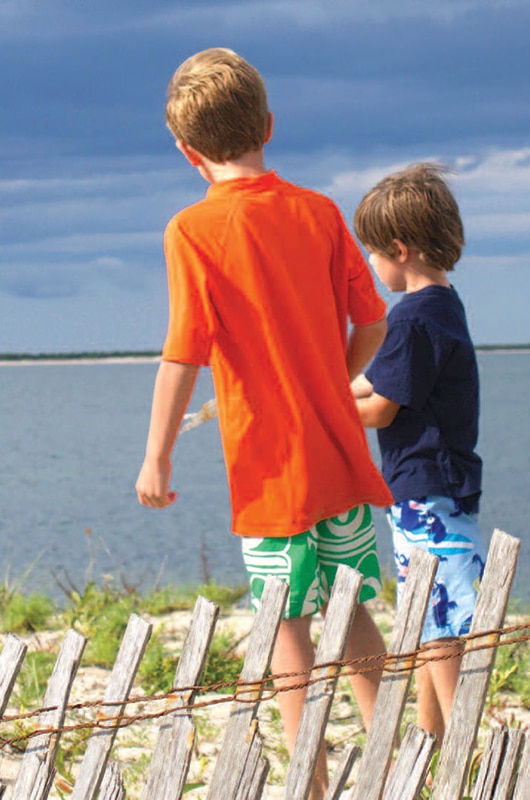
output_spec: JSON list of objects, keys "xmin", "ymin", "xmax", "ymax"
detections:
[
  {"xmin": 0, "ymin": 634, "xmax": 27, "ymax": 797},
  {"xmin": 71, "ymin": 614, "xmax": 152, "ymax": 800},
  {"xmin": 471, "ymin": 727, "xmax": 525, "ymax": 800},
  {"xmin": 349, "ymin": 547, "xmax": 438, "ymax": 800},
  {"xmin": 0, "ymin": 634, "xmax": 27, "ymax": 717},
  {"xmin": 99, "ymin": 761, "xmax": 126, "ymax": 800},
  {"xmin": 284, "ymin": 565, "xmax": 364, "ymax": 799},
  {"xmin": 233, "ymin": 722, "xmax": 269, "ymax": 800},
  {"xmin": 324, "ymin": 743, "xmax": 360, "ymax": 800},
  {"xmin": 140, "ymin": 594, "xmax": 219, "ymax": 800},
  {"xmin": 431, "ymin": 529, "xmax": 521, "ymax": 800},
  {"xmin": 12, "ymin": 629, "xmax": 86, "ymax": 800},
  {"xmin": 207, "ymin": 576, "xmax": 289, "ymax": 800},
  {"xmin": 512, "ymin": 731, "xmax": 530, "ymax": 800},
  {"xmin": 382, "ymin": 724, "xmax": 436, "ymax": 800},
  {"xmin": 245, "ymin": 735, "xmax": 270, "ymax": 800}
]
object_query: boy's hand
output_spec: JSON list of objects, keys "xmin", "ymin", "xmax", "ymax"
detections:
[
  {"xmin": 351, "ymin": 374, "xmax": 373, "ymax": 399},
  {"xmin": 135, "ymin": 360, "xmax": 200, "ymax": 509},
  {"xmin": 136, "ymin": 457, "xmax": 178, "ymax": 508}
]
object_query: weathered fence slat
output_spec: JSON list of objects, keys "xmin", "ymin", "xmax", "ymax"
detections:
[
  {"xmin": 324, "ymin": 743, "xmax": 359, "ymax": 800},
  {"xmin": 512, "ymin": 730, "xmax": 530, "ymax": 800},
  {"xmin": 207, "ymin": 576, "xmax": 289, "ymax": 800},
  {"xmin": 12, "ymin": 628, "xmax": 86, "ymax": 800},
  {"xmin": 140, "ymin": 595, "xmax": 219, "ymax": 800},
  {"xmin": 0, "ymin": 634, "xmax": 28, "ymax": 796},
  {"xmin": 471, "ymin": 727, "xmax": 524, "ymax": 800},
  {"xmin": 0, "ymin": 634, "xmax": 27, "ymax": 718},
  {"xmin": 431, "ymin": 529, "xmax": 521, "ymax": 800},
  {"xmin": 246, "ymin": 737, "xmax": 269, "ymax": 800},
  {"xmin": 350, "ymin": 547, "xmax": 438, "ymax": 800},
  {"xmin": 99, "ymin": 761, "xmax": 126, "ymax": 800},
  {"xmin": 382, "ymin": 724, "xmax": 437, "ymax": 800},
  {"xmin": 285, "ymin": 565, "xmax": 364, "ymax": 799},
  {"xmin": 492, "ymin": 728, "xmax": 526, "ymax": 799},
  {"xmin": 71, "ymin": 614, "xmax": 152, "ymax": 800},
  {"xmin": 233, "ymin": 721, "xmax": 266, "ymax": 800}
]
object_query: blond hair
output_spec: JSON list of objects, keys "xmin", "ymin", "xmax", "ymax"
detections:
[
  {"xmin": 354, "ymin": 163, "xmax": 465, "ymax": 271},
  {"xmin": 166, "ymin": 48, "xmax": 269, "ymax": 163}
]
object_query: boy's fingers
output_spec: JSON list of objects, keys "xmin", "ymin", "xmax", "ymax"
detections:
[{"xmin": 137, "ymin": 490, "xmax": 177, "ymax": 508}]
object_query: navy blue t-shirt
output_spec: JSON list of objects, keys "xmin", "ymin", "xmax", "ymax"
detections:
[{"xmin": 366, "ymin": 285, "xmax": 482, "ymax": 507}]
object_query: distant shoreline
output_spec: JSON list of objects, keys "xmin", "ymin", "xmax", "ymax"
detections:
[
  {"xmin": 0, "ymin": 346, "xmax": 529, "ymax": 366},
  {"xmin": 0, "ymin": 352, "xmax": 162, "ymax": 366}
]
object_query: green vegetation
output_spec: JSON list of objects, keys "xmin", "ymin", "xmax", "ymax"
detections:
[{"xmin": 0, "ymin": 588, "xmax": 56, "ymax": 633}]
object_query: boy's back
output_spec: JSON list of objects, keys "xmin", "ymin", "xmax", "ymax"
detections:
[
  {"xmin": 163, "ymin": 170, "xmax": 393, "ymax": 535},
  {"xmin": 137, "ymin": 49, "xmax": 392, "ymax": 798},
  {"xmin": 368, "ymin": 284, "xmax": 482, "ymax": 504}
]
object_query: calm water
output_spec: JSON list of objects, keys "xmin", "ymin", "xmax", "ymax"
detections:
[{"xmin": 0, "ymin": 353, "xmax": 528, "ymax": 603}]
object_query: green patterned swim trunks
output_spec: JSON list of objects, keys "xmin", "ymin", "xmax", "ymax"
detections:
[{"xmin": 241, "ymin": 505, "xmax": 381, "ymax": 618}]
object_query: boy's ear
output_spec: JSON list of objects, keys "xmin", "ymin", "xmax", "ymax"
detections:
[
  {"xmin": 263, "ymin": 111, "xmax": 274, "ymax": 144},
  {"xmin": 392, "ymin": 240, "xmax": 409, "ymax": 263},
  {"xmin": 176, "ymin": 139, "xmax": 204, "ymax": 167}
]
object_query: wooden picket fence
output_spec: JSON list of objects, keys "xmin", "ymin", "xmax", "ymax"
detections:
[{"xmin": 0, "ymin": 527, "xmax": 528, "ymax": 799}]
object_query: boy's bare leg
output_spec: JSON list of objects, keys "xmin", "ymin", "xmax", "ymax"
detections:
[
  {"xmin": 271, "ymin": 616, "xmax": 328, "ymax": 800},
  {"xmin": 416, "ymin": 639, "xmax": 463, "ymax": 743},
  {"xmin": 341, "ymin": 604, "xmax": 386, "ymax": 729}
]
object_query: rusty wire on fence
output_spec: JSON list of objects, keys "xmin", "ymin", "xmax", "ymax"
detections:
[{"xmin": 0, "ymin": 619, "xmax": 528, "ymax": 751}]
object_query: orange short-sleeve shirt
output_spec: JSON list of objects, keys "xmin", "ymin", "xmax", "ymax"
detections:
[{"xmin": 163, "ymin": 171, "xmax": 393, "ymax": 535}]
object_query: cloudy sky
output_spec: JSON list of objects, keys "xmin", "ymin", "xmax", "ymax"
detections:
[{"xmin": 2, "ymin": 0, "xmax": 530, "ymax": 353}]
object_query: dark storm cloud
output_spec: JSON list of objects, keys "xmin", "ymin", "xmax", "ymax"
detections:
[
  {"xmin": 1, "ymin": 0, "xmax": 529, "ymax": 344},
  {"xmin": 2, "ymin": 1, "xmax": 529, "ymax": 160}
]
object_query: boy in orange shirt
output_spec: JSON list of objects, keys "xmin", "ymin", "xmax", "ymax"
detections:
[{"xmin": 136, "ymin": 47, "xmax": 393, "ymax": 798}]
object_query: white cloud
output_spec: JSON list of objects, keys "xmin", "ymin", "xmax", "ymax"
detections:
[{"xmin": 3, "ymin": 0, "xmax": 529, "ymax": 41}]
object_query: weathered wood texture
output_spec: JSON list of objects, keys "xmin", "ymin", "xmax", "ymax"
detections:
[
  {"xmin": 472, "ymin": 727, "xmax": 525, "ymax": 800},
  {"xmin": 241, "ymin": 728, "xmax": 270, "ymax": 800},
  {"xmin": 324, "ymin": 744, "xmax": 359, "ymax": 800},
  {"xmin": 99, "ymin": 761, "xmax": 126, "ymax": 800},
  {"xmin": 349, "ymin": 547, "xmax": 439, "ymax": 800},
  {"xmin": 512, "ymin": 731, "xmax": 530, "ymax": 800},
  {"xmin": 71, "ymin": 613, "xmax": 152, "ymax": 800},
  {"xmin": 207, "ymin": 575, "xmax": 288, "ymax": 799},
  {"xmin": 140, "ymin": 595, "xmax": 219, "ymax": 800},
  {"xmin": 233, "ymin": 721, "xmax": 267, "ymax": 800},
  {"xmin": 431, "ymin": 529, "xmax": 521, "ymax": 800},
  {"xmin": 382, "ymin": 724, "xmax": 436, "ymax": 800},
  {"xmin": 0, "ymin": 635, "xmax": 27, "ymax": 718},
  {"xmin": 12, "ymin": 628, "xmax": 86, "ymax": 800},
  {"xmin": 284, "ymin": 565, "xmax": 363, "ymax": 800}
]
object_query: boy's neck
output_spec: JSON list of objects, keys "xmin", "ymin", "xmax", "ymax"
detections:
[
  {"xmin": 200, "ymin": 149, "xmax": 269, "ymax": 184},
  {"xmin": 403, "ymin": 255, "xmax": 451, "ymax": 293}
]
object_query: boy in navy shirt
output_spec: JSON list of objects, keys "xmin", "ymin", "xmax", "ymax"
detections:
[{"xmin": 352, "ymin": 163, "xmax": 486, "ymax": 744}]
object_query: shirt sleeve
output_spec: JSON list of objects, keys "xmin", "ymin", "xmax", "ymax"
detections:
[
  {"xmin": 366, "ymin": 319, "xmax": 438, "ymax": 410},
  {"xmin": 161, "ymin": 216, "xmax": 216, "ymax": 365}
]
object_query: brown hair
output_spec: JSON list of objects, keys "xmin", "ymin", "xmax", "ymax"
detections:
[
  {"xmin": 166, "ymin": 48, "xmax": 269, "ymax": 163},
  {"xmin": 354, "ymin": 163, "xmax": 465, "ymax": 271}
]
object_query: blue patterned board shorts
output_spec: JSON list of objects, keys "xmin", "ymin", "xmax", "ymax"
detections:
[
  {"xmin": 241, "ymin": 505, "xmax": 382, "ymax": 619},
  {"xmin": 388, "ymin": 496, "xmax": 486, "ymax": 644}
]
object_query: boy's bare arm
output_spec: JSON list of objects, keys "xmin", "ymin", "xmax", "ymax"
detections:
[
  {"xmin": 350, "ymin": 371, "xmax": 400, "ymax": 427},
  {"xmin": 351, "ymin": 374, "xmax": 374, "ymax": 398},
  {"xmin": 346, "ymin": 318, "xmax": 387, "ymax": 381},
  {"xmin": 356, "ymin": 392, "xmax": 400, "ymax": 428},
  {"xmin": 136, "ymin": 361, "xmax": 200, "ymax": 508}
]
